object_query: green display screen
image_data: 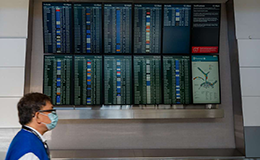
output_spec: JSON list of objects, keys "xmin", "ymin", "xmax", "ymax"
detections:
[
  {"xmin": 43, "ymin": 55, "xmax": 73, "ymax": 105},
  {"xmin": 192, "ymin": 55, "xmax": 220, "ymax": 104},
  {"xmin": 134, "ymin": 56, "xmax": 162, "ymax": 104},
  {"xmin": 104, "ymin": 56, "xmax": 132, "ymax": 104},
  {"xmin": 74, "ymin": 56, "xmax": 103, "ymax": 105},
  {"xmin": 163, "ymin": 56, "xmax": 191, "ymax": 104}
]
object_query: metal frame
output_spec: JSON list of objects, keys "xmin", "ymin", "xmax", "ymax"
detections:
[
  {"xmin": 56, "ymin": 107, "xmax": 224, "ymax": 119},
  {"xmin": 226, "ymin": 0, "xmax": 245, "ymax": 156},
  {"xmin": 50, "ymin": 149, "xmax": 245, "ymax": 159}
]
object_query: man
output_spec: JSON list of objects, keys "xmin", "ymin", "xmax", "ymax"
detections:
[{"xmin": 5, "ymin": 93, "xmax": 58, "ymax": 160}]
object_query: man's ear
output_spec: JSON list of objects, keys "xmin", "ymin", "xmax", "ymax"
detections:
[{"xmin": 34, "ymin": 112, "xmax": 42, "ymax": 124}]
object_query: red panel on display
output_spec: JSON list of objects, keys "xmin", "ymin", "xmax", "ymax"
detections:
[{"xmin": 192, "ymin": 46, "xmax": 219, "ymax": 53}]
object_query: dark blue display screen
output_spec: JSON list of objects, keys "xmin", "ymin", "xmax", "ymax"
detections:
[
  {"xmin": 104, "ymin": 4, "xmax": 132, "ymax": 53},
  {"xmin": 43, "ymin": 3, "xmax": 73, "ymax": 53},
  {"xmin": 134, "ymin": 4, "xmax": 162, "ymax": 53},
  {"xmin": 74, "ymin": 3, "xmax": 102, "ymax": 53},
  {"xmin": 163, "ymin": 4, "xmax": 191, "ymax": 54}
]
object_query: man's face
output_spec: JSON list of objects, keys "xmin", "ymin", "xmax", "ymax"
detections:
[{"xmin": 37, "ymin": 101, "xmax": 54, "ymax": 128}]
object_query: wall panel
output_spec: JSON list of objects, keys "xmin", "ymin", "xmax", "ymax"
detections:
[
  {"xmin": 234, "ymin": 0, "xmax": 260, "ymax": 39},
  {"xmin": 0, "ymin": 68, "xmax": 25, "ymax": 97},
  {"xmin": 238, "ymin": 40, "xmax": 260, "ymax": 67},
  {"xmin": 0, "ymin": 98, "xmax": 20, "ymax": 127},
  {"xmin": 0, "ymin": 39, "xmax": 26, "ymax": 67},
  {"xmin": 0, "ymin": 0, "xmax": 29, "ymax": 38}
]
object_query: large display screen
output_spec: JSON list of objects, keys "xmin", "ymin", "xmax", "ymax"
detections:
[
  {"xmin": 192, "ymin": 55, "xmax": 220, "ymax": 104},
  {"xmin": 134, "ymin": 56, "xmax": 162, "ymax": 104},
  {"xmin": 43, "ymin": 55, "xmax": 73, "ymax": 105},
  {"xmin": 163, "ymin": 4, "xmax": 191, "ymax": 54},
  {"xmin": 42, "ymin": 3, "xmax": 222, "ymax": 106},
  {"xmin": 191, "ymin": 4, "xmax": 221, "ymax": 53},
  {"xmin": 74, "ymin": 56, "xmax": 103, "ymax": 105},
  {"xmin": 104, "ymin": 56, "xmax": 132, "ymax": 104},
  {"xmin": 74, "ymin": 3, "xmax": 102, "ymax": 53},
  {"xmin": 104, "ymin": 4, "xmax": 132, "ymax": 53},
  {"xmin": 43, "ymin": 3, "xmax": 72, "ymax": 53},
  {"xmin": 134, "ymin": 4, "xmax": 162, "ymax": 53},
  {"xmin": 163, "ymin": 56, "xmax": 191, "ymax": 104}
]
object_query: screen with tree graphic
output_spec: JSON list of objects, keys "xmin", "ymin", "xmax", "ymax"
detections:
[{"xmin": 192, "ymin": 55, "xmax": 220, "ymax": 104}]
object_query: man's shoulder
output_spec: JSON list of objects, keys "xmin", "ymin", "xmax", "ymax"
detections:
[
  {"xmin": 15, "ymin": 129, "xmax": 36, "ymax": 139},
  {"xmin": 12, "ymin": 129, "xmax": 42, "ymax": 147},
  {"xmin": 6, "ymin": 129, "xmax": 46, "ymax": 160}
]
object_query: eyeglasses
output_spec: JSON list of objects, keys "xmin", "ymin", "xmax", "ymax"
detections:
[{"xmin": 38, "ymin": 109, "xmax": 56, "ymax": 113}]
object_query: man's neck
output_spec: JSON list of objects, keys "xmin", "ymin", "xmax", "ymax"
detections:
[{"xmin": 26, "ymin": 123, "xmax": 45, "ymax": 135}]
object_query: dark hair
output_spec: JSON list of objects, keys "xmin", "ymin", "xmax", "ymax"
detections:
[{"xmin": 18, "ymin": 92, "xmax": 52, "ymax": 125}]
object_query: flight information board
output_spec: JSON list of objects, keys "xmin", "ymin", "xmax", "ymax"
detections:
[
  {"xmin": 134, "ymin": 4, "xmax": 162, "ymax": 53},
  {"xmin": 104, "ymin": 4, "xmax": 132, "ymax": 53},
  {"xmin": 163, "ymin": 56, "xmax": 191, "ymax": 104},
  {"xmin": 74, "ymin": 56, "xmax": 103, "ymax": 105},
  {"xmin": 192, "ymin": 4, "xmax": 221, "ymax": 53},
  {"xmin": 134, "ymin": 56, "xmax": 162, "ymax": 104},
  {"xmin": 43, "ymin": 3, "xmax": 72, "ymax": 53},
  {"xmin": 192, "ymin": 55, "xmax": 220, "ymax": 104},
  {"xmin": 74, "ymin": 3, "xmax": 102, "ymax": 53},
  {"xmin": 43, "ymin": 55, "xmax": 73, "ymax": 105},
  {"xmin": 104, "ymin": 56, "xmax": 132, "ymax": 104},
  {"xmin": 163, "ymin": 4, "xmax": 191, "ymax": 54}
]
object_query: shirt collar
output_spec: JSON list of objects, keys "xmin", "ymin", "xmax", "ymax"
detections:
[{"xmin": 24, "ymin": 125, "xmax": 46, "ymax": 143}]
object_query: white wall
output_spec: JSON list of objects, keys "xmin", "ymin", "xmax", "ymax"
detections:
[
  {"xmin": 234, "ymin": 0, "xmax": 260, "ymax": 127},
  {"xmin": 0, "ymin": 0, "xmax": 29, "ymax": 127}
]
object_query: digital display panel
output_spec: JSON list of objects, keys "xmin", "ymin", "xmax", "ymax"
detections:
[
  {"xmin": 192, "ymin": 55, "xmax": 220, "ymax": 104},
  {"xmin": 43, "ymin": 55, "xmax": 73, "ymax": 105},
  {"xmin": 74, "ymin": 3, "xmax": 102, "ymax": 53},
  {"xmin": 41, "ymin": 3, "xmax": 222, "ymax": 106},
  {"xmin": 43, "ymin": 3, "xmax": 72, "ymax": 53},
  {"xmin": 74, "ymin": 56, "xmax": 103, "ymax": 105},
  {"xmin": 134, "ymin": 4, "xmax": 162, "ymax": 53},
  {"xmin": 134, "ymin": 56, "xmax": 162, "ymax": 104},
  {"xmin": 163, "ymin": 4, "xmax": 191, "ymax": 54},
  {"xmin": 192, "ymin": 4, "xmax": 221, "ymax": 53},
  {"xmin": 163, "ymin": 56, "xmax": 191, "ymax": 104},
  {"xmin": 104, "ymin": 56, "xmax": 132, "ymax": 104},
  {"xmin": 104, "ymin": 4, "xmax": 132, "ymax": 53}
]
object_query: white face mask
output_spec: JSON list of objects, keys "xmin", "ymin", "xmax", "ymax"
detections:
[{"xmin": 40, "ymin": 112, "xmax": 58, "ymax": 130}]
